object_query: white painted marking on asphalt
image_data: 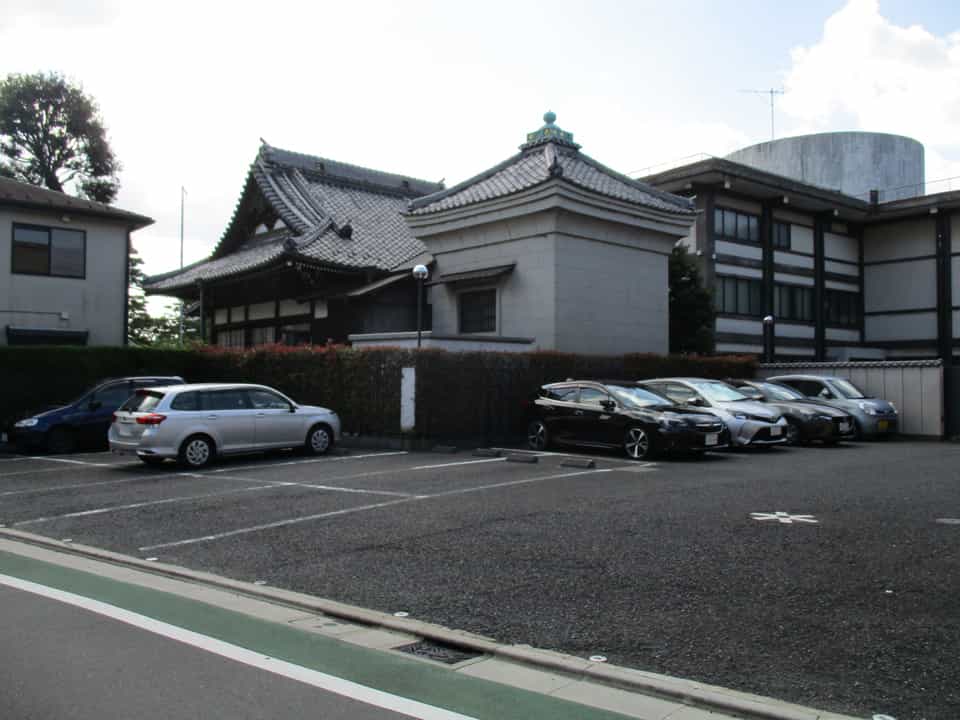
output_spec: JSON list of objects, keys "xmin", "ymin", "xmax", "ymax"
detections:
[
  {"xmin": 139, "ymin": 468, "xmax": 612, "ymax": 551},
  {"xmin": 21, "ymin": 456, "xmax": 108, "ymax": 466},
  {"xmin": 750, "ymin": 512, "xmax": 819, "ymax": 525},
  {"xmin": 411, "ymin": 458, "xmax": 506, "ymax": 470},
  {"xmin": 206, "ymin": 451, "xmax": 409, "ymax": 474},
  {"xmin": 14, "ymin": 484, "xmax": 287, "ymax": 526},
  {"xmin": 0, "ymin": 464, "xmax": 113, "ymax": 478},
  {"xmin": 0, "ymin": 573, "xmax": 477, "ymax": 720},
  {"xmin": 0, "ymin": 471, "xmax": 262, "ymax": 498},
  {"xmin": 192, "ymin": 474, "xmax": 420, "ymax": 499}
]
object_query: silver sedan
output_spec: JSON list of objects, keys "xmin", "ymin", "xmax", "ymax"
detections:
[{"xmin": 109, "ymin": 383, "xmax": 341, "ymax": 468}]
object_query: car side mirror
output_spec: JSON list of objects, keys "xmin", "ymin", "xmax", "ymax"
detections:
[
  {"xmin": 600, "ymin": 399, "xmax": 616, "ymax": 412},
  {"xmin": 88, "ymin": 400, "xmax": 102, "ymax": 411},
  {"xmin": 747, "ymin": 392, "xmax": 764, "ymax": 402},
  {"xmin": 818, "ymin": 389, "xmax": 832, "ymax": 399},
  {"xmin": 289, "ymin": 404, "xmax": 297, "ymax": 413},
  {"xmin": 686, "ymin": 397, "xmax": 705, "ymax": 407}
]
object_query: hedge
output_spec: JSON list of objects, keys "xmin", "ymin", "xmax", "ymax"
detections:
[{"xmin": 0, "ymin": 345, "xmax": 755, "ymax": 443}]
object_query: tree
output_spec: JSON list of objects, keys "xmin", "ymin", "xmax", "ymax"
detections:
[
  {"xmin": 127, "ymin": 247, "xmax": 201, "ymax": 346},
  {"xmin": 669, "ymin": 245, "xmax": 715, "ymax": 354},
  {"xmin": 0, "ymin": 72, "xmax": 119, "ymax": 203}
]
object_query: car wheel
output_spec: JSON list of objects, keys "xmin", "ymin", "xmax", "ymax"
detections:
[
  {"xmin": 527, "ymin": 420, "xmax": 549, "ymax": 451},
  {"xmin": 785, "ymin": 420, "xmax": 801, "ymax": 446},
  {"xmin": 305, "ymin": 424, "xmax": 332, "ymax": 456},
  {"xmin": 46, "ymin": 427, "xmax": 76, "ymax": 454},
  {"xmin": 178, "ymin": 435, "xmax": 215, "ymax": 469},
  {"xmin": 624, "ymin": 427, "xmax": 653, "ymax": 460},
  {"xmin": 138, "ymin": 456, "xmax": 166, "ymax": 467}
]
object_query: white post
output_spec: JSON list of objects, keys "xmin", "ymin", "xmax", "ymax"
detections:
[{"xmin": 400, "ymin": 367, "xmax": 416, "ymax": 432}]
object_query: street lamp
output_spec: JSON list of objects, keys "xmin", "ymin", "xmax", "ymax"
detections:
[
  {"xmin": 762, "ymin": 315, "xmax": 775, "ymax": 363},
  {"xmin": 413, "ymin": 264, "xmax": 429, "ymax": 348}
]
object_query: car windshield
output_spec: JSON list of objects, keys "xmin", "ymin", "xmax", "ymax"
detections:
[
  {"xmin": 829, "ymin": 378, "xmax": 868, "ymax": 399},
  {"xmin": 689, "ymin": 381, "xmax": 749, "ymax": 403},
  {"xmin": 757, "ymin": 382, "xmax": 805, "ymax": 401},
  {"xmin": 606, "ymin": 385, "xmax": 673, "ymax": 409}
]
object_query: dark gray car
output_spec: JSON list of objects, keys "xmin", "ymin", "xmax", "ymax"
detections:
[{"xmin": 767, "ymin": 374, "xmax": 898, "ymax": 438}]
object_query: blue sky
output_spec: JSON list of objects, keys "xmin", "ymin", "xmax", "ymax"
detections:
[{"xmin": 2, "ymin": 0, "xmax": 960, "ymax": 313}]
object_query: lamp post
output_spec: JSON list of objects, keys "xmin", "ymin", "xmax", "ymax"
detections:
[
  {"xmin": 413, "ymin": 264, "xmax": 429, "ymax": 349},
  {"xmin": 762, "ymin": 315, "xmax": 775, "ymax": 363}
]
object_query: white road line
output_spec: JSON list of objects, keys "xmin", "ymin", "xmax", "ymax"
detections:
[
  {"xmin": 206, "ymin": 451, "xmax": 409, "ymax": 474},
  {"xmin": 13, "ymin": 484, "xmax": 287, "ymax": 526},
  {"xmin": 0, "ymin": 464, "xmax": 113, "ymax": 479},
  {"xmin": 411, "ymin": 458, "xmax": 506, "ymax": 470},
  {"xmin": 139, "ymin": 467, "xmax": 612, "ymax": 551},
  {"xmin": 0, "ymin": 471, "xmax": 262, "ymax": 498},
  {"xmin": 207, "ymin": 474, "xmax": 419, "ymax": 499},
  {"xmin": 0, "ymin": 573, "xmax": 476, "ymax": 720},
  {"xmin": 19, "ymin": 456, "xmax": 108, "ymax": 466}
]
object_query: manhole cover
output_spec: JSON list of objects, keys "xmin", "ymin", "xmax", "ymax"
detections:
[
  {"xmin": 397, "ymin": 639, "xmax": 483, "ymax": 665},
  {"xmin": 935, "ymin": 518, "xmax": 960, "ymax": 525}
]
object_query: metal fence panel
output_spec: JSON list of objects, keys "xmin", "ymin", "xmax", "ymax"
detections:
[{"xmin": 757, "ymin": 360, "xmax": 943, "ymax": 438}]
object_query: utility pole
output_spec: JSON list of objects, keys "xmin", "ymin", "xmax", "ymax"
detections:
[
  {"xmin": 179, "ymin": 186, "xmax": 187, "ymax": 344},
  {"xmin": 739, "ymin": 88, "xmax": 785, "ymax": 141}
]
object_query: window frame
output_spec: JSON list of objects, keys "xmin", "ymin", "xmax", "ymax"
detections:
[
  {"xmin": 714, "ymin": 275, "xmax": 764, "ymax": 317},
  {"xmin": 773, "ymin": 283, "xmax": 814, "ymax": 323},
  {"xmin": 825, "ymin": 289, "xmax": 860, "ymax": 328},
  {"xmin": 713, "ymin": 207, "xmax": 760, "ymax": 244},
  {"xmin": 11, "ymin": 222, "xmax": 87, "ymax": 279},
  {"xmin": 773, "ymin": 221, "xmax": 791, "ymax": 250},
  {"xmin": 457, "ymin": 287, "xmax": 498, "ymax": 334}
]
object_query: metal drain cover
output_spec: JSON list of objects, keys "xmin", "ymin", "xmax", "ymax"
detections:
[{"xmin": 397, "ymin": 639, "xmax": 483, "ymax": 665}]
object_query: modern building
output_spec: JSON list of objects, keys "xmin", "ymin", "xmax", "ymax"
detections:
[
  {"xmin": 642, "ymin": 131, "xmax": 957, "ymax": 364},
  {"xmin": 147, "ymin": 114, "xmax": 696, "ymax": 355},
  {"xmin": 0, "ymin": 176, "xmax": 153, "ymax": 346}
]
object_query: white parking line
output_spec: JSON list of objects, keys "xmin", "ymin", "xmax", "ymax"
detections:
[
  {"xmin": 206, "ymin": 451, "xmax": 409, "ymax": 474},
  {"xmin": 411, "ymin": 458, "xmax": 507, "ymax": 470},
  {"xmin": 0, "ymin": 471, "xmax": 260, "ymax": 498},
  {"xmin": 0, "ymin": 464, "xmax": 113, "ymax": 479},
  {"xmin": 0, "ymin": 573, "xmax": 477, "ymax": 720},
  {"xmin": 208, "ymin": 474, "xmax": 419, "ymax": 499},
  {"xmin": 19, "ymin": 456, "xmax": 110, "ymax": 466},
  {"xmin": 139, "ymin": 468, "xmax": 612, "ymax": 552},
  {"xmin": 13, "ymin": 484, "xmax": 288, "ymax": 526}
]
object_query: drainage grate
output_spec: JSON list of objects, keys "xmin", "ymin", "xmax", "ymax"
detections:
[{"xmin": 397, "ymin": 639, "xmax": 483, "ymax": 665}]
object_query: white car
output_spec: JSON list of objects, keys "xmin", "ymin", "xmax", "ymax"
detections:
[
  {"xmin": 109, "ymin": 383, "xmax": 341, "ymax": 468},
  {"xmin": 639, "ymin": 378, "xmax": 788, "ymax": 447}
]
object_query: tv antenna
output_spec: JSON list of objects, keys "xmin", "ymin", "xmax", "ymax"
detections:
[{"xmin": 739, "ymin": 88, "xmax": 785, "ymax": 141}]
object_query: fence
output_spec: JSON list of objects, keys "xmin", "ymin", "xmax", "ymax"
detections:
[{"xmin": 756, "ymin": 360, "xmax": 943, "ymax": 438}]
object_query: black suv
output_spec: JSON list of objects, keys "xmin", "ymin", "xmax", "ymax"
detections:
[{"xmin": 527, "ymin": 380, "xmax": 729, "ymax": 459}]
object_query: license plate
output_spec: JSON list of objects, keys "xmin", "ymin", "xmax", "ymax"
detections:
[
  {"xmin": 770, "ymin": 426, "xmax": 782, "ymax": 436},
  {"xmin": 705, "ymin": 433, "xmax": 718, "ymax": 446},
  {"xmin": 878, "ymin": 420, "xmax": 889, "ymax": 431}
]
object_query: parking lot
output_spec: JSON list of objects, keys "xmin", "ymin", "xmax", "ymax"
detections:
[{"xmin": 1, "ymin": 441, "xmax": 958, "ymax": 720}]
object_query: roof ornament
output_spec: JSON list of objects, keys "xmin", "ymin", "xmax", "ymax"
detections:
[
  {"xmin": 520, "ymin": 110, "xmax": 581, "ymax": 151},
  {"xmin": 337, "ymin": 222, "xmax": 353, "ymax": 240},
  {"xmin": 544, "ymin": 143, "xmax": 564, "ymax": 178},
  {"xmin": 282, "ymin": 236, "xmax": 298, "ymax": 252}
]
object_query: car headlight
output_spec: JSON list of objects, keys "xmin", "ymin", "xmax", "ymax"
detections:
[
  {"xmin": 659, "ymin": 417, "xmax": 687, "ymax": 430},
  {"xmin": 14, "ymin": 417, "xmax": 39, "ymax": 428},
  {"xmin": 858, "ymin": 402, "xmax": 877, "ymax": 416}
]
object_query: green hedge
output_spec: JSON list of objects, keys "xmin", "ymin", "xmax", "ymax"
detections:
[{"xmin": 0, "ymin": 346, "xmax": 755, "ymax": 443}]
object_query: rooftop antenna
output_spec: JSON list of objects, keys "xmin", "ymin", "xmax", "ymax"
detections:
[{"xmin": 739, "ymin": 88, "xmax": 785, "ymax": 141}]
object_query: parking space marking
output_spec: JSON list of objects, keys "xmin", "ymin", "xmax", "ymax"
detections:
[
  {"xmin": 19, "ymin": 456, "xmax": 110, "ymax": 466},
  {"xmin": 411, "ymin": 458, "xmax": 507, "ymax": 470},
  {"xmin": 13, "ymin": 484, "xmax": 289, "ymax": 526},
  {"xmin": 207, "ymin": 474, "xmax": 420, "ymax": 499},
  {"xmin": 139, "ymin": 467, "xmax": 613, "ymax": 552},
  {"xmin": 0, "ymin": 464, "xmax": 114, "ymax": 478},
  {"xmin": 206, "ymin": 451, "xmax": 409, "ymax": 474},
  {"xmin": 0, "ymin": 470, "xmax": 258, "ymax": 498}
]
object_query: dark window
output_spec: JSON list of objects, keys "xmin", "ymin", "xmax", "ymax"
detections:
[
  {"xmin": 544, "ymin": 386, "xmax": 578, "ymax": 402},
  {"xmin": 714, "ymin": 207, "xmax": 760, "ymax": 243},
  {"xmin": 715, "ymin": 276, "xmax": 763, "ymax": 316},
  {"xmin": 826, "ymin": 289, "xmax": 860, "ymax": 327},
  {"xmin": 12, "ymin": 223, "xmax": 86, "ymax": 278},
  {"xmin": 773, "ymin": 222, "xmax": 791, "ymax": 250},
  {"xmin": 91, "ymin": 383, "xmax": 133, "ymax": 410},
  {"xmin": 578, "ymin": 387, "xmax": 609, "ymax": 406},
  {"xmin": 459, "ymin": 289, "xmax": 496, "ymax": 333},
  {"xmin": 170, "ymin": 392, "xmax": 200, "ymax": 411},
  {"xmin": 248, "ymin": 389, "xmax": 291, "ymax": 410},
  {"xmin": 783, "ymin": 379, "xmax": 824, "ymax": 397},
  {"xmin": 121, "ymin": 391, "xmax": 164, "ymax": 413},
  {"xmin": 203, "ymin": 389, "xmax": 251, "ymax": 411},
  {"xmin": 661, "ymin": 383, "xmax": 698, "ymax": 405},
  {"xmin": 774, "ymin": 284, "xmax": 814, "ymax": 322}
]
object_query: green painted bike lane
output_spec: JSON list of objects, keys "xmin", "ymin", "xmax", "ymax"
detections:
[{"xmin": 0, "ymin": 550, "xmax": 636, "ymax": 720}]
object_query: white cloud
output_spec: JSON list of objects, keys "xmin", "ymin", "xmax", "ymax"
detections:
[{"xmin": 781, "ymin": 0, "xmax": 960, "ymax": 187}]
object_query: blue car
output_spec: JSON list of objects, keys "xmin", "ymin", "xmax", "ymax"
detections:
[{"xmin": 10, "ymin": 376, "xmax": 184, "ymax": 454}]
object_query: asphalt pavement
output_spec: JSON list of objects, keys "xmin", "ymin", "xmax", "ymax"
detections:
[{"xmin": 1, "ymin": 441, "xmax": 958, "ymax": 719}]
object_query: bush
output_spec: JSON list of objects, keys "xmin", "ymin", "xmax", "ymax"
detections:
[{"xmin": 0, "ymin": 346, "xmax": 755, "ymax": 443}]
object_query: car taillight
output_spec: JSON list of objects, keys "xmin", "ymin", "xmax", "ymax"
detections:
[
  {"xmin": 111, "ymin": 413, "xmax": 118, "ymax": 423},
  {"xmin": 136, "ymin": 413, "xmax": 166, "ymax": 425}
]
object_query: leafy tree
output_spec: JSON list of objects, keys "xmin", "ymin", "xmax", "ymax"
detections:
[
  {"xmin": 0, "ymin": 72, "xmax": 119, "ymax": 203},
  {"xmin": 669, "ymin": 245, "xmax": 715, "ymax": 354},
  {"xmin": 127, "ymin": 247, "xmax": 201, "ymax": 346}
]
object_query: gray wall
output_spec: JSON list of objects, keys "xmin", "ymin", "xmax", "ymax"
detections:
[
  {"xmin": 757, "ymin": 361, "xmax": 943, "ymax": 437},
  {"xmin": 727, "ymin": 132, "xmax": 924, "ymax": 201},
  {"xmin": 0, "ymin": 208, "xmax": 129, "ymax": 346}
]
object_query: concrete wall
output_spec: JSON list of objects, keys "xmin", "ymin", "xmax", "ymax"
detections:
[
  {"xmin": 757, "ymin": 361, "xmax": 942, "ymax": 436},
  {"xmin": 727, "ymin": 132, "xmax": 924, "ymax": 201},
  {"xmin": 349, "ymin": 331, "xmax": 534, "ymax": 353},
  {"xmin": 0, "ymin": 208, "xmax": 129, "ymax": 345}
]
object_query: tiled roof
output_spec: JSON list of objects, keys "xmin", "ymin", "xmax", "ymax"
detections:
[
  {"xmin": 0, "ymin": 176, "xmax": 153, "ymax": 228},
  {"xmin": 146, "ymin": 144, "xmax": 443, "ymax": 293},
  {"xmin": 407, "ymin": 116, "xmax": 694, "ymax": 217}
]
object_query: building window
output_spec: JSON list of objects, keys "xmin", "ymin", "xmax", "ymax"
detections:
[
  {"xmin": 774, "ymin": 284, "xmax": 813, "ymax": 322},
  {"xmin": 714, "ymin": 276, "xmax": 763, "ymax": 316},
  {"xmin": 459, "ymin": 289, "xmax": 497, "ymax": 333},
  {"xmin": 280, "ymin": 323, "xmax": 311, "ymax": 345},
  {"xmin": 217, "ymin": 329, "xmax": 244, "ymax": 348},
  {"xmin": 773, "ymin": 222, "xmax": 791, "ymax": 250},
  {"xmin": 249, "ymin": 326, "xmax": 276, "ymax": 346},
  {"xmin": 826, "ymin": 289, "xmax": 860, "ymax": 328},
  {"xmin": 11, "ymin": 223, "xmax": 86, "ymax": 278},
  {"xmin": 714, "ymin": 207, "xmax": 759, "ymax": 243}
]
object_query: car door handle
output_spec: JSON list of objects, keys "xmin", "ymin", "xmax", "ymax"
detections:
[
  {"xmin": 207, "ymin": 415, "xmax": 218, "ymax": 420},
  {"xmin": 256, "ymin": 413, "xmax": 266, "ymax": 417}
]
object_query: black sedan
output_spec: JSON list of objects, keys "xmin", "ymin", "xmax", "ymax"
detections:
[
  {"xmin": 726, "ymin": 379, "xmax": 856, "ymax": 445},
  {"xmin": 527, "ymin": 380, "xmax": 729, "ymax": 459}
]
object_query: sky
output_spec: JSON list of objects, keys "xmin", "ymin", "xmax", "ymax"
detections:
[{"xmin": 2, "ymin": 0, "xmax": 960, "ymax": 315}]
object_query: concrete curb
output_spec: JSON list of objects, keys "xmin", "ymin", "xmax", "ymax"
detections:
[{"xmin": 0, "ymin": 528, "xmax": 855, "ymax": 720}]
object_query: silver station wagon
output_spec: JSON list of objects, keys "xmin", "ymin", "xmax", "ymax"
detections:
[{"xmin": 109, "ymin": 383, "xmax": 341, "ymax": 468}]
